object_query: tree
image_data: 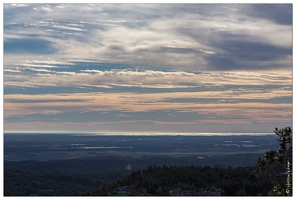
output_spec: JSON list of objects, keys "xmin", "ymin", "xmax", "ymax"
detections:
[{"xmin": 256, "ymin": 127, "xmax": 292, "ymax": 196}]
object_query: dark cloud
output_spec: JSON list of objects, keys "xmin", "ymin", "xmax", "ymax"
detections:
[
  {"xmin": 109, "ymin": 45, "xmax": 125, "ymax": 51},
  {"xmin": 4, "ymin": 38, "xmax": 56, "ymax": 54},
  {"xmin": 162, "ymin": 96, "xmax": 292, "ymax": 104},
  {"xmin": 244, "ymin": 4, "xmax": 292, "ymax": 25},
  {"xmin": 159, "ymin": 47, "xmax": 199, "ymax": 54},
  {"xmin": 205, "ymin": 32, "xmax": 292, "ymax": 70},
  {"xmin": 4, "ymin": 86, "xmax": 97, "ymax": 95},
  {"xmin": 225, "ymin": 40, "xmax": 291, "ymax": 61},
  {"xmin": 6, "ymin": 99, "xmax": 85, "ymax": 103}
]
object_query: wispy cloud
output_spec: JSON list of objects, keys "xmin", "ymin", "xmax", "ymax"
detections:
[
  {"xmin": 3, "ymin": 3, "xmax": 292, "ymax": 133},
  {"xmin": 4, "ymin": 66, "xmax": 292, "ymax": 88},
  {"xmin": 4, "ymin": 90, "xmax": 291, "ymax": 121}
]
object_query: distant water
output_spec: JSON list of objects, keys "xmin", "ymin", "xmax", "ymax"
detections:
[
  {"xmin": 4, "ymin": 133, "xmax": 278, "ymax": 161},
  {"xmin": 70, "ymin": 132, "xmax": 275, "ymax": 136}
]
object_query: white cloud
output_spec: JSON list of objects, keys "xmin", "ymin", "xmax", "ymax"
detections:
[
  {"xmin": 4, "ymin": 69, "xmax": 21, "ymax": 73},
  {"xmin": 14, "ymin": 63, "xmax": 60, "ymax": 68},
  {"xmin": 10, "ymin": 4, "xmax": 27, "ymax": 7},
  {"xmin": 41, "ymin": 5, "xmax": 52, "ymax": 11},
  {"xmin": 4, "ymin": 66, "xmax": 292, "ymax": 88},
  {"xmin": 3, "ymin": 66, "xmax": 292, "ymax": 90},
  {"xmin": 26, "ymin": 67, "xmax": 54, "ymax": 72},
  {"xmin": 51, "ymin": 24, "xmax": 85, "ymax": 32}
]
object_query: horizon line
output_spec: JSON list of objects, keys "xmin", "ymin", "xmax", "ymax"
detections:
[{"xmin": 3, "ymin": 131, "xmax": 276, "ymax": 136}]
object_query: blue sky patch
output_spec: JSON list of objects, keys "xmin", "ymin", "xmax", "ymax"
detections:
[{"xmin": 4, "ymin": 38, "xmax": 56, "ymax": 54}]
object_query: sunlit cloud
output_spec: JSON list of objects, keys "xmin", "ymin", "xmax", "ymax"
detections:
[
  {"xmin": 4, "ymin": 91, "xmax": 292, "ymax": 120},
  {"xmin": 4, "ymin": 67, "xmax": 292, "ymax": 88}
]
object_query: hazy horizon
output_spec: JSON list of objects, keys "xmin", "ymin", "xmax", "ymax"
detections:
[{"xmin": 3, "ymin": 131, "xmax": 276, "ymax": 136}]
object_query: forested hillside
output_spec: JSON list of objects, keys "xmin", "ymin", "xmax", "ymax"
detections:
[
  {"xmin": 3, "ymin": 154, "xmax": 261, "ymax": 196},
  {"xmin": 89, "ymin": 127, "xmax": 293, "ymax": 196},
  {"xmin": 88, "ymin": 165, "xmax": 271, "ymax": 196},
  {"xmin": 4, "ymin": 170, "xmax": 122, "ymax": 196}
]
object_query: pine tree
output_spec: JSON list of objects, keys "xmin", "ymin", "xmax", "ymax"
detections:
[{"xmin": 256, "ymin": 127, "xmax": 292, "ymax": 196}]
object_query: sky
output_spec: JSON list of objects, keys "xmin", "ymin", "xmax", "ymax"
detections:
[{"xmin": 3, "ymin": 3, "xmax": 293, "ymax": 134}]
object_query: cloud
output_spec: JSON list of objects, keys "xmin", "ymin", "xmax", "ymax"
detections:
[
  {"xmin": 10, "ymin": 4, "xmax": 28, "ymax": 7},
  {"xmin": 243, "ymin": 4, "xmax": 292, "ymax": 25},
  {"xmin": 4, "ymin": 69, "xmax": 21, "ymax": 73},
  {"xmin": 4, "ymin": 87, "xmax": 292, "ymax": 121},
  {"xmin": 25, "ymin": 67, "xmax": 54, "ymax": 73},
  {"xmin": 51, "ymin": 24, "xmax": 85, "ymax": 32},
  {"xmin": 205, "ymin": 33, "xmax": 292, "ymax": 70},
  {"xmin": 14, "ymin": 63, "xmax": 61, "ymax": 68},
  {"xmin": 4, "ymin": 64, "xmax": 292, "ymax": 89},
  {"xmin": 3, "ymin": 4, "xmax": 292, "ymax": 133},
  {"xmin": 4, "ymin": 4, "xmax": 292, "ymax": 71}
]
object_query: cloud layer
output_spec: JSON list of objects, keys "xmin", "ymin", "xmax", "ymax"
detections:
[
  {"xmin": 3, "ymin": 3, "xmax": 292, "ymax": 134},
  {"xmin": 4, "ymin": 4, "xmax": 292, "ymax": 70}
]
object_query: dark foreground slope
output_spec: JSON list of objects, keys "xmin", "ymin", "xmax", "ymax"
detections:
[
  {"xmin": 4, "ymin": 153, "xmax": 266, "ymax": 196},
  {"xmin": 89, "ymin": 165, "xmax": 272, "ymax": 196},
  {"xmin": 4, "ymin": 170, "xmax": 120, "ymax": 196}
]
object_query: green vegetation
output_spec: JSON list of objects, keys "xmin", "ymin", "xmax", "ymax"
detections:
[{"xmin": 256, "ymin": 127, "xmax": 292, "ymax": 196}]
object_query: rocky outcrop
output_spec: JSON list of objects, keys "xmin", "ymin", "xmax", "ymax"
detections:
[
  {"xmin": 169, "ymin": 187, "xmax": 225, "ymax": 196},
  {"xmin": 108, "ymin": 186, "xmax": 151, "ymax": 196}
]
